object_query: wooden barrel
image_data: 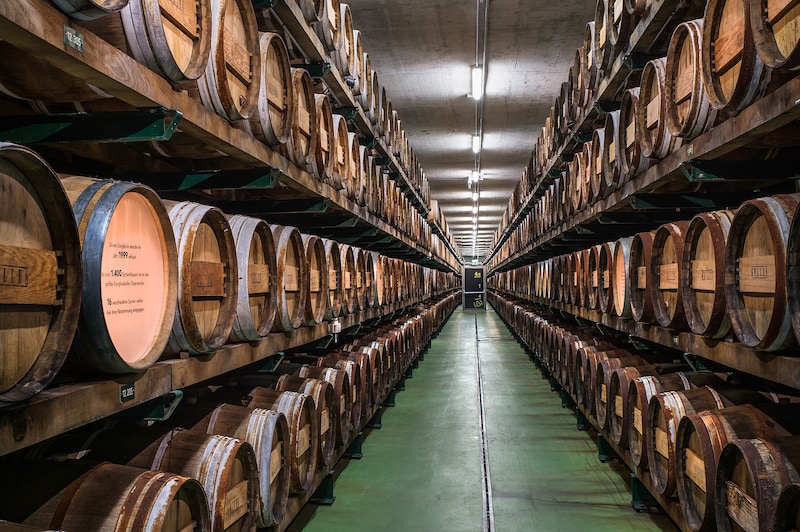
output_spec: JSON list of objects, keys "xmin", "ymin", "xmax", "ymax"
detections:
[
  {"xmin": 581, "ymin": 21, "xmax": 600, "ymax": 106},
  {"xmin": 166, "ymin": 201, "xmax": 237, "ymax": 355},
  {"xmin": 243, "ymin": 32, "xmax": 294, "ymax": 146},
  {"xmin": 609, "ymin": 364, "xmax": 662, "ymax": 449},
  {"xmin": 357, "ymin": 51, "xmax": 372, "ymax": 108},
  {"xmin": 334, "ymin": 350, "xmax": 374, "ymax": 417},
  {"xmin": 597, "ymin": 241, "xmax": 614, "ymax": 313},
  {"xmin": 129, "ymin": 428, "xmax": 259, "ymax": 531},
  {"xmin": 227, "ymin": 215, "xmax": 278, "ymax": 342},
  {"xmin": 715, "ymin": 436, "xmax": 800, "ymax": 532},
  {"xmin": 195, "ymin": 0, "xmax": 260, "ymax": 121},
  {"xmin": 577, "ymin": 248, "xmax": 591, "ymax": 308},
  {"xmin": 317, "ymin": 356, "xmax": 362, "ymax": 430},
  {"xmin": 602, "ymin": 110, "xmax": 625, "ymax": 193},
  {"xmin": 346, "ymin": 132, "xmax": 362, "ymax": 204},
  {"xmin": 61, "ymin": 177, "xmax": 177, "ymax": 374},
  {"xmin": 271, "ymin": 225, "xmax": 307, "ymax": 332},
  {"xmin": 750, "ymin": 0, "xmax": 800, "ymax": 69},
  {"xmin": 646, "ymin": 386, "xmax": 726, "ymax": 496},
  {"xmin": 300, "ymin": 235, "xmax": 328, "ymax": 326},
  {"xmin": 651, "ymin": 221, "xmax": 690, "ymax": 330},
  {"xmin": 330, "ymin": 114, "xmax": 351, "ymax": 191},
  {"xmin": 638, "ymin": 57, "xmax": 681, "ymax": 159},
  {"xmin": 298, "ymin": 0, "xmax": 323, "ymax": 23},
  {"xmin": 333, "ymin": 3, "xmax": 354, "ymax": 77},
  {"xmin": 356, "ymin": 146, "xmax": 370, "ymax": 207},
  {"xmin": 595, "ymin": 355, "xmax": 647, "ymax": 430},
  {"xmin": 339, "ymin": 244, "xmax": 357, "ymax": 315},
  {"xmin": 725, "ymin": 194, "xmax": 800, "ymax": 352},
  {"xmin": 352, "ymin": 247, "xmax": 368, "ymax": 312},
  {"xmin": 589, "ymin": 126, "xmax": 607, "ymax": 202},
  {"xmin": 198, "ymin": 404, "xmax": 291, "ymax": 527},
  {"xmin": 314, "ymin": 0, "xmax": 341, "ymax": 52},
  {"xmin": 593, "ymin": 0, "xmax": 615, "ymax": 75},
  {"xmin": 246, "ymin": 388, "xmax": 318, "ymax": 494},
  {"xmin": 579, "ymin": 346, "xmax": 629, "ymax": 419},
  {"xmin": 350, "ymin": 30, "xmax": 364, "ymax": 95},
  {"xmin": 607, "ymin": 0, "xmax": 632, "ymax": 47},
  {"xmin": 702, "ymin": 0, "xmax": 770, "ymax": 114},
  {"xmin": 310, "ymin": 94, "xmax": 335, "ymax": 185},
  {"xmin": 51, "ymin": 0, "xmax": 129, "ymax": 21},
  {"xmin": 619, "ymin": 87, "xmax": 652, "ymax": 178},
  {"xmin": 681, "ymin": 210, "xmax": 735, "ymax": 339},
  {"xmin": 24, "ymin": 463, "xmax": 210, "ymax": 532},
  {"xmin": 785, "ymin": 201, "xmax": 800, "ymax": 347},
  {"xmin": 82, "ymin": 0, "xmax": 212, "ymax": 85},
  {"xmin": 297, "ymin": 365, "xmax": 352, "ymax": 445},
  {"xmin": 276, "ymin": 375, "xmax": 337, "ymax": 469},
  {"xmin": 774, "ymin": 483, "xmax": 800, "ymax": 531},
  {"xmin": 364, "ymin": 250, "xmax": 380, "ymax": 308},
  {"xmin": 612, "ymin": 237, "xmax": 634, "ymax": 318},
  {"xmin": 665, "ymin": 20, "xmax": 717, "ymax": 139},
  {"xmin": 323, "ymin": 239, "xmax": 343, "ymax": 320},
  {"xmin": 676, "ymin": 403, "xmax": 800, "ymax": 531},
  {"xmin": 279, "ymin": 68, "xmax": 317, "ymax": 168},
  {"xmin": 630, "ymin": 230, "xmax": 657, "ymax": 323}
]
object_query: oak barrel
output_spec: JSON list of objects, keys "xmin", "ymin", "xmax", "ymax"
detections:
[
  {"xmin": 630, "ymin": 231, "xmax": 657, "ymax": 323},
  {"xmin": 597, "ymin": 241, "xmax": 614, "ymax": 313},
  {"xmin": 301, "ymin": 235, "xmax": 328, "ymax": 326},
  {"xmin": 608, "ymin": 364, "xmax": 658, "ymax": 448},
  {"xmin": 602, "ymin": 109, "xmax": 625, "ymax": 193},
  {"xmin": 774, "ymin": 483, "xmax": 800, "ymax": 531},
  {"xmin": 243, "ymin": 32, "xmax": 294, "ymax": 146},
  {"xmin": 339, "ymin": 244, "xmax": 357, "ymax": 315},
  {"xmin": 227, "ymin": 215, "xmax": 278, "ymax": 342},
  {"xmin": 323, "ymin": 239, "xmax": 343, "ymax": 320},
  {"xmin": 279, "ymin": 68, "xmax": 317, "ymax": 168},
  {"xmin": 52, "ymin": 0, "xmax": 128, "ymax": 21},
  {"xmin": 166, "ymin": 201, "xmax": 237, "ymax": 354},
  {"xmin": 332, "ymin": 3, "xmax": 354, "ymax": 77},
  {"xmin": 638, "ymin": 57, "xmax": 681, "ymax": 159},
  {"xmin": 297, "ymin": 365, "xmax": 352, "ymax": 445},
  {"xmin": 61, "ymin": 177, "xmax": 177, "ymax": 374},
  {"xmin": 749, "ymin": 0, "xmax": 800, "ymax": 69},
  {"xmin": 581, "ymin": 22, "xmax": 600, "ymax": 105},
  {"xmin": 310, "ymin": 94, "xmax": 336, "ymax": 185},
  {"xmin": 619, "ymin": 87, "xmax": 652, "ymax": 178},
  {"xmin": 785, "ymin": 198, "xmax": 800, "ymax": 346},
  {"xmin": 589, "ymin": 126, "xmax": 607, "ymax": 202},
  {"xmin": 275, "ymin": 375, "xmax": 337, "ymax": 469},
  {"xmin": 270, "ymin": 225, "xmax": 307, "ymax": 332},
  {"xmin": 594, "ymin": 355, "xmax": 647, "ymax": 430},
  {"xmin": 330, "ymin": 114, "xmax": 351, "ymax": 191},
  {"xmin": 317, "ymin": 356, "xmax": 362, "ymax": 430},
  {"xmin": 651, "ymin": 221, "xmax": 690, "ymax": 330}
]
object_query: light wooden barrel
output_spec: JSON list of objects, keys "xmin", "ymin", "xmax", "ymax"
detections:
[
  {"xmin": 665, "ymin": 20, "xmax": 717, "ymax": 139},
  {"xmin": 279, "ymin": 68, "xmax": 317, "ymax": 168},
  {"xmin": 651, "ymin": 221, "xmax": 690, "ymax": 330},
  {"xmin": 593, "ymin": 0, "xmax": 615, "ymax": 74},
  {"xmin": 166, "ymin": 201, "xmax": 237, "ymax": 354},
  {"xmin": 88, "ymin": 0, "xmax": 213, "ymax": 85},
  {"xmin": 589, "ymin": 126, "xmax": 607, "ymax": 202},
  {"xmin": 602, "ymin": 109, "xmax": 625, "ymax": 193},
  {"xmin": 323, "ymin": 239, "xmax": 343, "ymax": 320},
  {"xmin": 345, "ymin": 132, "xmax": 362, "ymax": 204},
  {"xmin": 129, "ymin": 428, "xmax": 259, "ymax": 531},
  {"xmin": 227, "ymin": 215, "xmax": 278, "ymax": 342},
  {"xmin": 314, "ymin": 0, "xmax": 341, "ymax": 52},
  {"xmin": 333, "ymin": 3, "xmax": 354, "ymax": 76},
  {"xmin": 317, "ymin": 356, "xmax": 362, "ymax": 430},
  {"xmin": 638, "ymin": 57, "xmax": 681, "ymax": 159},
  {"xmin": 608, "ymin": 364, "xmax": 659, "ymax": 447},
  {"xmin": 349, "ymin": 30, "xmax": 364, "ymax": 95},
  {"xmin": 611, "ymin": 236, "xmax": 634, "ymax": 317},
  {"xmin": 581, "ymin": 22, "xmax": 600, "ymax": 106},
  {"xmin": 352, "ymin": 247, "xmax": 368, "ymax": 312},
  {"xmin": 196, "ymin": 0, "xmax": 260, "ymax": 121},
  {"xmin": 298, "ymin": 365, "xmax": 352, "ymax": 445},
  {"xmin": 646, "ymin": 387, "xmax": 726, "ymax": 496},
  {"xmin": 270, "ymin": 225, "xmax": 307, "ymax": 332},
  {"xmin": 301, "ymin": 235, "xmax": 328, "ymax": 326},
  {"xmin": 607, "ymin": 0, "xmax": 632, "ymax": 47},
  {"xmin": 357, "ymin": 51, "xmax": 372, "ymax": 106},
  {"xmin": 702, "ymin": 0, "xmax": 771, "ymax": 114},
  {"xmin": 330, "ymin": 114, "xmax": 351, "ymax": 191},
  {"xmin": 724, "ymin": 193, "xmax": 800, "ymax": 352},
  {"xmin": 61, "ymin": 177, "xmax": 177, "ymax": 374},
  {"xmin": 310, "ymin": 94, "xmax": 335, "ymax": 184},
  {"xmin": 51, "ymin": 0, "xmax": 129, "ymax": 21},
  {"xmin": 198, "ymin": 404, "xmax": 291, "ymax": 528},
  {"xmin": 336, "ymin": 350, "xmax": 376, "ymax": 417},
  {"xmin": 355, "ymin": 146, "xmax": 370, "ymax": 207},
  {"xmin": 595, "ymin": 355, "xmax": 647, "ymax": 430},
  {"xmin": 298, "ymin": 0, "xmax": 323, "ymax": 23},
  {"xmin": 24, "ymin": 463, "xmax": 210, "ymax": 532},
  {"xmin": 597, "ymin": 242, "xmax": 614, "ymax": 313},
  {"xmin": 364, "ymin": 251, "xmax": 381, "ymax": 308},
  {"xmin": 774, "ymin": 483, "xmax": 800, "ymax": 531},
  {"xmin": 715, "ymin": 436, "xmax": 800, "ymax": 532},
  {"xmin": 0, "ymin": 155, "xmax": 80, "ymax": 404},
  {"xmin": 579, "ymin": 347, "xmax": 631, "ymax": 419},
  {"xmin": 750, "ymin": 0, "xmax": 800, "ymax": 69},
  {"xmin": 628, "ymin": 231, "xmax": 655, "ymax": 322},
  {"xmin": 381, "ymin": 256, "xmax": 394, "ymax": 305},
  {"xmin": 577, "ymin": 248, "xmax": 591, "ymax": 308},
  {"xmin": 676, "ymin": 404, "xmax": 800, "ymax": 531},
  {"xmin": 619, "ymin": 87, "xmax": 652, "ymax": 178},
  {"xmin": 247, "ymin": 388, "xmax": 319, "ymax": 494},
  {"xmin": 244, "ymin": 32, "xmax": 294, "ymax": 146},
  {"xmin": 681, "ymin": 210, "xmax": 734, "ymax": 339},
  {"xmin": 276, "ymin": 375, "xmax": 337, "ymax": 469},
  {"xmin": 339, "ymin": 244, "xmax": 356, "ymax": 315}
]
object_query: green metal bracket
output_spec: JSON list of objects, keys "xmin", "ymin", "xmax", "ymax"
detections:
[
  {"xmin": 679, "ymin": 161, "xmax": 723, "ymax": 182},
  {"xmin": 561, "ymin": 389, "xmax": 573, "ymax": 408},
  {"xmin": 682, "ymin": 353, "xmax": 708, "ymax": 372},
  {"xmin": 395, "ymin": 377, "xmax": 406, "ymax": 392},
  {"xmin": 680, "ymin": 159, "xmax": 800, "ymax": 182},
  {"xmin": 311, "ymin": 471, "xmax": 336, "ymax": 505},
  {"xmin": 258, "ymin": 352, "xmax": 285, "ymax": 373},
  {"xmin": 541, "ymin": 366, "xmax": 550, "ymax": 380},
  {"xmin": 576, "ymin": 410, "xmax": 591, "ymax": 431},
  {"xmin": 593, "ymin": 100, "xmax": 621, "ymax": 114},
  {"xmin": 312, "ymin": 335, "xmax": 335, "ymax": 351},
  {"xmin": 623, "ymin": 52, "xmax": 662, "ymax": 70},
  {"xmin": 251, "ymin": 0, "xmax": 277, "ymax": 7},
  {"xmin": 549, "ymin": 375, "xmax": 560, "ymax": 392},
  {"xmin": 119, "ymin": 390, "xmax": 183, "ymax": 423},
  {"xmin": 547, "ymin": 168, "xmax": 563, "ymax": 180},
  {"xmin": 387, "ymin": 172, "xmax": 402, "ymax": 182},
  {"xmin": 598, "ymin": 435, "xmax": 619, "ymax": 462},
  {"xmin": 405, "ymin": 367, "xmax": 413, "ymax": 379},
  {"xmin": 631, "ymin": 473, "xmax": 659, "ymax": 512},
  {"xmin": 332, "ymin": 106, "xmax": 358, "ymax": 119},
  {"xmin": 0, "ymin": 107, "xmax": 182, "ymax": 144},
  {"xmin": 628, "ymin": 335, "xmax": 653, "ymax": 351},
  {"xmin": 367, "ymin": 409, "xmax": 383, "ymax": 429},
  {"xmin": 374, "ymin": 156, "xmax": 391, "ymax": 165},
  {"xmin": 574, "ymin": 131, "xmax": 593, "ymax": 143},
  {"xmin": 627, "ymin": 193, "xmax": 716, "ymax": 210},
  {"xmin": 343, "ymin": 323, "xmax": 362, "ymax": 337},
  {"xmin": 345, "ymin": 432, "xmax": 363, "ymax": 459},
  {"xmin": 298, "ymin": 60, "xmax": 332, "ymax": 78},
  {"xmin": 595, "ymin": 322, "xmax": 617, "ymax": 337},
  {"xmin": 359, "ymin": 135, "xmax": 377, "ymax": 148}
]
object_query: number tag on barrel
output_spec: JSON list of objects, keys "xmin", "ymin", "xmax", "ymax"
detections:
[
  {"xmin": 310, "ymin": 270, "xmax": 321, "ymax": 292},
  {"xmin": 603, "ymin": 270, "xmax": 610, "ymax": 289},
  {"xmin": 685, "ymin": 448, "xmax": 706, "ymax": 491},
  {"xmin": 223, "ymin": 29, "xmax": 253, "ymax": 84},
  {"xmin": 191, "ymin": 261, "xmax": 226, "ymax": 298},
  {"xmin": 633, "ymin": 407, "xmax": 643, "ymax": 433},
  {"xmin": 285, "ymin": 265, "xmax": 300, "ymax": 292},
  {"xmin": 270, "ymin": 443, "xmax": 283, "ymax": 483},
  {"xmin": 356, "ymin": 272, "xmax": 363, "ymax": 289},
  {"xmin": 248, "ymin": 263, "xmax": 270, "ymax": 295},
  {"xmin": 336, "ymin": 144, "xmax": 346, "ymax": 166},
  {"xmin": 655, "ymin": 427, "xmax": 670, "ymax": 457},
  {"xmin": 592, "ymin": 271, "xmax": 599, "ymax": 288},
  {"xmin": 297, "ymin": 424, "xmax": 311, "ymax": 455},
  {"xmin": 340, "ymin": 396, "xmax": 347, "ymax": 415},
  {"xmin": 737, "ymin": 256, "xmax": 776, "ymax": 293},
  {"xmin": 637, "ymin": 266, "xmax": 648, "ymax": 289},
  {"xmin": 320, "ymin": 409, "xmax": 330, "ymax": 435},
  {"xmin": 222, "ymin": 480, "xmax": 249, "ymax": 529},
  {"xmin": 658, "ymin": 262, "xmax": 679, "ymax": 290},
  {"xmin": 614, "ymin": 395, "xmax": 623, "ymax": 417},
  {"xmin": 0, "ymin": 245, "xmax": 59, "ymax": 306},
  {"xmin": 691, "ymin": 260, "xmax": 715, "ymax": 291},
  {"xmin": 726, "ymin": 481, "xmax": 759, "ymax": 532},
  {"xmin": 319, "ymin": 129, "xmax": 329, "ymax": 151}
]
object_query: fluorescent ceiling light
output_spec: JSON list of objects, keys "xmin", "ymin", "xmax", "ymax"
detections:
[
  {"xmin": 471, "ymin": 66, "xmax": 483, "ymax": 100},
  {"xmin": 472, "ymin": 135, "xmax": 481, "ymax": 153}
]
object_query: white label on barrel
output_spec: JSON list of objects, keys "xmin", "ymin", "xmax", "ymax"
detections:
[
  {"xmin": 691, "ymin": 260, "xmax": 716, "ymax": 291},
  {"xmin": 310, "ymin": 270, "xmax": 321, "ymax": 293},
  {"xmin": 248, "ymin": 263, "xmax": 270, "ymax": 295},
  {"xmin": 600, "ymin": 384, "xmax": 607, "ymax": 402},
  {"xmin": 633, "ymin": 407, "xmax": 642, "ymax": 433},
  {"xmin": 685, "ymin": 448, "xmax": 706, "ymax": 491},
  {"xmin": 655, "ymin": 427, "xmax": 670, "ymax": 457},
  {"xmin": 329, "ymin": 268, "xmax": 338, "ymax": 289},
  {"xmin": 223, "ymin": 29, "xmax": 252, "ymax": 84},
  {"xmin": 637, "ymin": 266, "xmax": 648, "ymax": 289},
  {"xmin": 101, "ymin": 193, "xmax": 167, "ymax": 363},
  {"xmin": 737, "ymin": 256, "xmax": 776, "ymax": 294},
  {"xmin": 592, "ymin": 271, "xmax": 598, "ymax": 288},
  {"xmin": 297, "ymin": 424, "xmax": 311, "ymax": 455},
  {"xmin": 580, "ymin": 367, "xmax": 585, "ymax": 381},
  {"xmin": 626, "ymin": 122, "xmax": 636, "ymax": 147},
  {"xmin": 658, "ymin": 263, "xmax": 679, "ymax": 290},
  {"xmin": 285, "ymin": 265, "xmax": 300, "ymax": 292},
  {"xmin": 223, "ymin": 480, "xmax": 249, "ymax": 529},
  {"xmin": 603, "ymin": 270, "xmax": 610, "ymax": 289},
  {"xmin": 161, "ymin": 0, "xmax": 199, "ymax": 38},
  {"xmin": 614, "ymin": 395, "xmax": 623, "ymax": 417},
  {"xmin": 344, "ymin": 271, "xmax": 352, "ymax": 289},
  {"xmin": 646, "ymin": 98, "xmax": 660, "ymax": 128},
  {"xmin": 320, "ymin": 409, "xmax": 330, "ymax": 435},
  {"xmin": 270, "ymin": 443, "xmax": 283, "ymax": 483},
  {"xmin": 726, "ymin": 481, "xmax": 759, "ymax": 532},
  {"xmin": 609, "ymin": 141, "xmax": 616, "ymax": 163},
  {"xmin": 768, "ymin": 0, "xmax": 796, "ymax": 24}
]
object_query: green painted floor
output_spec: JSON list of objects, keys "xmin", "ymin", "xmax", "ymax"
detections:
[{"xmin": 294, "ymin": 306, "xmax": 676, "ymax": 531}]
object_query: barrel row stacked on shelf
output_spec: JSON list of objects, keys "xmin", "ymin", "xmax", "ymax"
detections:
[
  {"xmin": 489, "ymin": 192, "xmax": 800, "ymax": 355},
  {"xmin": 0, "ymin": 0, "xmax": 460, "ymax": 266},
  {"xmin": 0, "ymin": 142, "xmax": 460, "ymax": 409},
  {"xmin": 487, "ymin": 0, "xmax": 800, "ymax": 268},
  {"xmin": 0, "ymin": 294, "xmax": 459, "ymax": 532},
  {"xmin": 489, "ymin": 291, "xmax": 800, "ymax": 532}
]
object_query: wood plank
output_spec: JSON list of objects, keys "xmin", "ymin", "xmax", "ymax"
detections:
[
  {"xmin": 655, "ymin": 426, "xmax": 670, "ymax": 457},
  {"xmin": 626, "ymin": 122, "xmax": 636, "ymax": 147},
  {"xmin": 222, "ymin": 480, "xmax": 250, "ymax": 529},
  {"xmin": 160, "ymin": 0, "xmax": 200, "ymax": 39},
  {"xmin": 223, "ymin": 29, "xmax": 253, "ymax": 84},
  {"xmin": 309, "ymin": 270, "xmax": 321, "ymax": 293},
  {"xmin": 713, "ymin": 19, "xmax": 745, "ymax": 75},
  {"xmin": 658, "ymin": 262, "xmax": 679, "ymax": 290},
  {"xmin": 614, "ymin": 395, "xmax": 623, "ymax": 417},
  {"xmin": 737, "ymin": 255, "xmax": 776, "ymax": 294},
  {"xmin": 768, "ymin": 0, "xmax": 798, "ymax": 24},
  {"xmin": 284, "ymin": 265, "xmax": 300, "ymax": 292},
  {"xmin": 726, "ymin": 481, "xmax": 759, "ymax": 532},
  {"xmin": 248, "ymin": 263, "xmax": 270, "ymax": 295},
  {"xmin": 0, "ymin": 245, "xmax": 58, "ymax": 306},
  {"xmin": 691, "ymin": 260, "xmax": 716, "ymax": 291},
  {"xmin": 646, "ymin": 97, "xmax": 661, "ymax": 128},
  {"xmin": 320, "ymin": 409, "xmax": 330, "ymax": 435},
  {"xmin": 270, "ymin": 443, "xmax": 283, "ymax": 483},
  {"xmin": 297, "ymin": 424, "xmax": 311, "ymax": 455},
  {"xmin": 637, "ymin": 266, "xmax": 648, "ymax": 289},
  {"xmin": 191, "ymin": 260, "xmax": 226, "ymax": 298},
  {"xmin": 674, "ymin": 70, "xmax": 694, "ymax": 105},
  {"xmin": 633, "ymin": 407, "xmax": 643, "ymax": 433},
  {"xmin": 685, "ymin": 448, "xmax": 707, "ymax": 491}
]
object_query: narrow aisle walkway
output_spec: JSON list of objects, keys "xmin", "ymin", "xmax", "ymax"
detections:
[{"xmin": 299, "ymin": 307, "xmax": 675, "ymax": 531}]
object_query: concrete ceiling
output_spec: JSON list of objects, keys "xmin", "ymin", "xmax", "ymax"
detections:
[{"xmin": 346, "ymin": 0, "xmax": 595, "ymax": 260}]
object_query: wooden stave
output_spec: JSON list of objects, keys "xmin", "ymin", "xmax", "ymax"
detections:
[
  {"xmin": 724, "ymin": 194, "xmax": 800, "ymax": 352},
  {"xmin": 358, "ymin": 52, "xmax": 373, "ymax": 111},
  {"xmin": 297, "ymin": 365, "xmax": 352, "ymax": 445},
  {"xmin": 227, "ymin": 215, "xmax": 278, "ymax": 342},
  {"xmin": 301, "ymin": 235, "xmax": 328, "ymax": 327},
  {"xmin": 638, "ymin": 57, "xmax": 682, "ymax": 159},
  {"xmin": 61, "ymin": 177, "xmax": 177, "ymax": 374},
  {"xmin": 681, "ymin": 210, "xmax": 735, "ymax": 339},
  {"xmin": 246, "ymin": 388, "xmax": 319, "ymax": 495},
  {"xmin": 199, "ymin": 404, "xmax": 291, "ymax": 527},
  {"xmin": 270, "ymin": 225, "xmax": 308, "ymax": 332},
  {"xmin": 243, "ymin": 32, "xmax": 294, "ymax": 146},
  {"xmin": 582, "ymin": 22, "xmax": 600, "ymax": 107},
  {"xmin": 275, "ymin": 375, "xmax": 337, "ymax": 470},
  {"xmin": 619, "ymin": 87, "xmax": 652, "ymax": 178},
  {"xmin": 165, "ymin": 201, "xmax": 238, "ymax": 355},
  {"xmin": 593, "ymin": 0, "xmax": 616, "ymax": 76},
  {"xmin": 128, "ymin": 428, "xmax": 260, "ymax": 531},
  {"xmin": 630, "ymin": 230, "xmax": 657, "ymax": 323},
  {"xmin": 749, "ymin": 0, "xmax": 800, "ymax": 70},
  {"xmin": 298, "ymin": 0, "xmax": 323, "ymax": 23},
  {"xmin": 332, "ymin": 3, "xmax": 354, "ymax": 77},
  {"xmin": 607, "ymin": 0, "xmax": 633, "ymax": 47},
  {"xmin": 345, "ymin": 132, "xmax": 362, "ymax": 205},
  {"xmin": 651, "ymin": 220, "xmax": 690, "ymax": 330},
  {"xmin": 349, "ymin": 29, "xmax": 364, "ymax": 96},
  {"xmin": 785, "ymin": 198, "xmax": 800, "ymax": 346},
  {"xmin": 309, "ymin": 94, "xmax": 336, "ymax": 185}
]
